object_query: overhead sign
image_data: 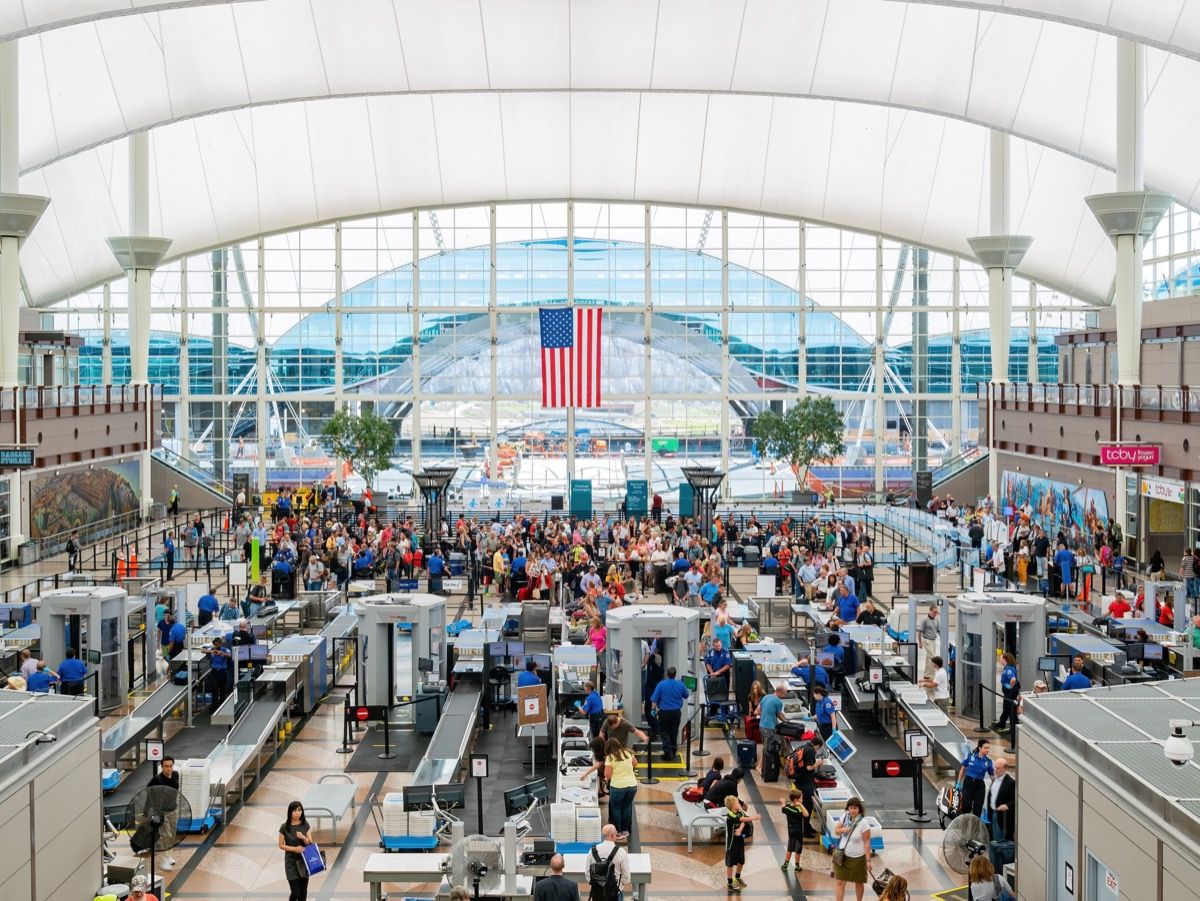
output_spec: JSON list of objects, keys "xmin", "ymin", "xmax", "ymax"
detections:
[
  {"xmin": 1099, "ymin": 444, "xmax": 1160, "ymax": 466},
  {"xmin": 569, "ymin": 479, "xmax": 592, "ymax": 518},
  {"xmin": 0, "ymin": 446, "xmax": 35, "ymax": 469},
  {"xmin": 871, "ymin": 758, "xmax": 921, "ymax": 779},
  {"xmin": 1140, "ymin": 476, "xmax": 1185, "ymax": 504}
]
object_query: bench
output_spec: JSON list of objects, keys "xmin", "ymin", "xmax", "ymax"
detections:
[
  {"xmin": 672, "ymin": 784, "xmax": 727, "ymax": 853},
  {"xmin": 303, "ymin": 774, "xmax": 358, "ymax": 844}
]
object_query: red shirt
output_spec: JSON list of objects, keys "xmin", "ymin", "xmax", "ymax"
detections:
[
  {"xmin": 1158, "ymin": 604, "xmax": 1175, "ymax": 626},
  {"xmin": 1107, "ymin": 598, "xmax": 1131, "ymax": 619}
]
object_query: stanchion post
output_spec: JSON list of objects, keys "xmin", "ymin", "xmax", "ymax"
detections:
[
  {"xmin": 974, "ymin": 683, "xmax": 990, "ymax": 734},
  {"xmin": 378, "ymin": 707, "xmax": 395, "ymax": 760},
  {"xmin": 693, "ymin": 704, "xmax": 709, "ymax": 759},
  {"xmin": 640, "ymin": 740, "xmax": 659, "ymax": 785}
]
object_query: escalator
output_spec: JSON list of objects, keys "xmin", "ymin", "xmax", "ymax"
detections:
[
  {"xmin": 151, "ymin": 447, "xmax": 232, "ymax": 506},
  {"xmin": 931, "ymin": 448, "xmax": 989, "ymax": 500}
]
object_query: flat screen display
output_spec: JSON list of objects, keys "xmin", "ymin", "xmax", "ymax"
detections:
[
  {"xmin": 1142, "ymin": 642, "xmax": 1164, "ymax": 661},
  {"xmin": 825, "ymin": 729, "xmax": 857, "ymax": 764}
]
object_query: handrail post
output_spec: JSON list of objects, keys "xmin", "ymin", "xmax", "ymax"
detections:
[{"xmin": 974, "ymin": 682, "xmax": 989, "ymax": 734}]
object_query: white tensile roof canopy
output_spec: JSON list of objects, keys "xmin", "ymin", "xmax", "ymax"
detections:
[{"xmin": 9, "ymin": 0, "xmax": 1200, "ymax": 307}]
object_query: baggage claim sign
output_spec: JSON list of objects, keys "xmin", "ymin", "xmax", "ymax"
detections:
[{"xmin": 0, "ymin": 446, "xmax": 35, "ymax": 469}]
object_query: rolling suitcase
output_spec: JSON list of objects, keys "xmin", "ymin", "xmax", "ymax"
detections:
[
  {"xmin": 760, "ymin": 738, "xmax": 780, "ymax": 782},
  {"xmin": 737, "ymin": 740, "xmax": 758, "ymax": 769}
]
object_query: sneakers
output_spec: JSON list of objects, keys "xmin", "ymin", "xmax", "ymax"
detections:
[
  {"xmin": 794, "ymin": 864, "xmax": 803, "ymax": 873},
  {"xmin": 616, "ymin": 831, "xmax": 630, "ymax": 842},
  {"xmin": 160, "ymin": 856, "xmax": 175, "ymax": 871},
  {"xmin": 780, "ymin": 862, "xmax": 789, "ymax": 871},
  {"xmin": 733, "ymin": 876, "xmax": 747, "ymax": 888},
  {"xmin": 727, "ymin": 882, "xmax": 741, "ymax": 894}
]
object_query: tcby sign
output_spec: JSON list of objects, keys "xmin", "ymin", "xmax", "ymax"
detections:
[{"xmin": 1099, "ymin": 444, "xmax": 1160, "ymax": 466}]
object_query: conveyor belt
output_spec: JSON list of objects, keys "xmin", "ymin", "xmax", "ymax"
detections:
[
  {"xmin": 412, "ymin": 685, "xmax": 480, "ymax": 786},
  {"xmin": 894, "ymin": 693, "xmax": 968, "ymax": 768},
  {"xmin": 227, "ymin": 684, "xmax": 287, "ymax": 747},
  {"xmin": 100, "ymin": 678, "xmax": 190, "ymax": 766}
]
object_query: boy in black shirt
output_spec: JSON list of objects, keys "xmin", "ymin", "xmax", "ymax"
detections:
[
  {"xmin": 780, "ymin": 789, "xmax": 809, "ymax": 873},
  {"xmin": 723, "ymin": 794, "xmax": 758, "ymax": 893}
]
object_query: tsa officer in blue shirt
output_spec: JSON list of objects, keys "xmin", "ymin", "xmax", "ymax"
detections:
[
  {"xmin": 812, "ymin": 684, "xmax": 839, "ymax": 740},
  {"xmin": 517, "ymin": 658, "xmax": 542, "ymax": 688},
  {"xmin": 27, "ymin": 660, "xmax": 59, "ymax": 693},
  {"xmin": 705, "ymin": 639, "xmax": 733, "ymax": 694},
  {"xmin": 197, "ymin": 589, "xmax": 220, "ymax": 627},
  {"xmin": 57, "ymin": 648, "xmax": 89, "ymax": 696},
  {"xmin": 994, "ymin": 651, "xmax": 1021, "ymax": 733},
  {"xmin": 790, "ymin": 657, "xmax": 830, "ymax": 690},
  {"xmin": 956, "ymin": 739, "xmax": 995, "ymax": 817},
  {"xmin": 167, "ymin": 614, "xmax": 187, "ymax": 660},
  {"xmin": 206, "ymin": 636, "xmax": 232, "ymax": 711},
  {"xmin": 580, "ymin": 679, "xmax": 606, "ymax": 738},
  {"xmin": 1061, "ymin": 661, "xmax": 1092, "ymax": 691},
  {"xmin": 650, "ymin": 666, "xmax": 690, "ymax": 761}
]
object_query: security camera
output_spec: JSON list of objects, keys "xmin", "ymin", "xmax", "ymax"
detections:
[{"xmin": 1164, "ymin": 720, "xmax": 1195, "ymax": 767}]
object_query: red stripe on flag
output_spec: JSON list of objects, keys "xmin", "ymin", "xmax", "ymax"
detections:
[{"xmin": 593, "ymin": 308, "xmax": 603, "ymax": 406}]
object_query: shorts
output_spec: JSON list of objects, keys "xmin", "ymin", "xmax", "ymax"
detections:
[
  {"xmin": 786, "ymin": 836, "xmax": 804, "ymax": 854},
  {"xmin": 725, "ymin": 838, "xmax": 745, "ymax": 867}
]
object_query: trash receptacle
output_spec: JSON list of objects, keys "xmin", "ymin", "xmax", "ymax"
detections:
[
  {"xmin": 449, "ymin": 552, "xmax": 465, "ymax": 576},
  {"xmin": 18, "ymin": 542, "xmax": 38, "ymax": 566}
]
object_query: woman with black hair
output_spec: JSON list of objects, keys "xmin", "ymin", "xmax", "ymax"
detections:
[{"xmin": 278, "ymin": 800, "xmax": 313, "ymax": 900}]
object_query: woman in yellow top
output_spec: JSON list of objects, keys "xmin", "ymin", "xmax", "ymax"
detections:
[
  {"xmin": 601, "ymin": 738, "xmax": 638, "ymax": 842},
  {"xmin": 492, "ymin": 548, "xmax": 507, "ymax": 598}
]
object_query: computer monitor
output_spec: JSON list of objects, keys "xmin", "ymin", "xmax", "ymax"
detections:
[
  {"xmin": 1037, "ymin": 656, "xmax": 1057, "ymax": 672},
  {"xmin": 503, "ymin": 785, "xmax": 531, "ymax": 817},
  {"xmin": 418, "ymin": 657, "xmax": 433, "ymax": 673},
  {"xmin": 402, "ymin": 785, "xmax": 435, "ymax": 812},
  {"xmin": 1142, "ymin": 642, "xmax": 1164, "ymax": 661},
  {"xmin": 825, "ymin": 730, "xmax": 858, "ymax": 764},
  {"xmin": 235, "ymin": 645, "xmax": 252, "ymax": 662},
  {"xmin": 682, "ymin": 675, "xmax": 698, "ymax": 692},
  {"xmin": 487, "ymin": 641, "xmax": 507, "ymax": 660},
  {"xmin": 506, "ymin": 641, "xmax": 526, "ymax": 657},
  {"xmin": 1124, "ymin": 642, "xmax": 1144, "ymax": 663},
  {"xmin": 249, "ymin": 644, "xmax": 268, "ymax": 662},
  {"xmin": 252, "ymin": 624, "xmax": 268, "ymax": 639},
  {"xmin": 524, "ymin": 777, "xmax": 548, "ymax": 803},
  {"xmin": 531, "ymin": 653, "xmax": 552, "ymax": 670},
  {"xmin": 817, "ymin": 652, "xmax": 836, "ymax": 668},
  {"xmin": 435, "ymin": 783, "xmax": 466, "ymax": 810}
]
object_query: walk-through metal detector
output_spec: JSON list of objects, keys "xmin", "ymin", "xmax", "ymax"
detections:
[
  {"xmin": 953, "ymin": 591, "xmax": 1047, "ymax": 726},
  {"xmin": 37, "ymin": 586, "xmax": 129, "ymax": 712},
  {"xmin": 358, "ymin": 593, "xmax": 447, "ymax": 725},
  {"xmin": 603, "ymin": 605, "xmax": 702, "ymax": 723},
  {"xmin": 901, "ymin": 594, "xmax": 949, "ymax": 657}
]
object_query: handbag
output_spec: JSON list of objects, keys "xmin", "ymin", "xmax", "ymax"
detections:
[
  {"xmin": 871, "ymin": 867, "xmax": 896, "ymax": 895},
  {"xmin": 301, "ymin": 842, "xmax": 326, "ymax": 876},
  {"xmin": 994, "ymin": 875, "xmax": 1016, "ymax": 901}
]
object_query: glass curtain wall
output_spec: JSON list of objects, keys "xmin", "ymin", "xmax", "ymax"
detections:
[{"xmin": 45, "ymin": 202, "xmax": 1095, "ymax": 501}]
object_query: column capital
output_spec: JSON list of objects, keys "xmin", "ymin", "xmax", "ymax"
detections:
[
  {"xmin": 967, "ymin": 235, "xmax": 1032, "ymax": 271},
  {"xmin": 1085, "ymin": 191, "xmax": 1171, "ymax": 244},
  {"xmin": 0, "ymin": 193, "xmax": 49, "ymax": 242},
  {"xmin": 106, "ymin": 235, "xmax": 172, "ymax": 271}
]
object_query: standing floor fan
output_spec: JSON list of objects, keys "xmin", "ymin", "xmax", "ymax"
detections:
[{"xmin": 126, "ymin": 785, "xmax": 191, "ymax": 889}]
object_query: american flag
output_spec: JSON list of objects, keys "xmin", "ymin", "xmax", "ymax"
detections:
[{"xmin": 539, "ymin": 307, "xmax": 603, "ymax": 408}]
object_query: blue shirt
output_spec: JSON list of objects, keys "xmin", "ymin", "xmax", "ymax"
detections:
[
  {"xmin": 672, "ymin": 557, "xmax": 690, "ymax": 573},
  {"xmin": 427, "ymin": 555, "xmax": 446, "ymax": 575},
  {"xmin": 58, "ymin": 658, "xmax": 88, "ymax": 683},
  {"xmin": 651, "ymin": 678, "xmax": 689, "ymax": 711},
  {"xmin": 1062, "ymin": 672, "xmax": 1091, "ymax": 691},
  {"xmin": 198, "ymin": 594, "xmax": 220, "ymax": 614},
  {"xmin": 814, "ymin": 696, "xmax": 837, "ymax": 725},
  {"xmin": 700, "ymin": 583, "xmax": 720, "ymax": 604},
  {"xmin": 209, "ymin": 646, "xmax": 230, "ymax": 670},
  {"xmin": 1000, "ymin": 664, "xmax": 1019, "ymax": 693},
  {"xmin": 168, "ymin": 622, "xmax": 186, "ymax": 646},
  {"xmin": 517, "ymin": 670, "xmax": 541, "ymax": 688},
  {"xmin": 1054, "ymin": 548, "xmax": 1075, "ymax": 582},
  {"xmin": 824, "ymin": 644, "xmax": 845, "ymax": 666},
  {"xmin": 581, "ymin": 690, "xmax": 604, "ymax": 715},
  {"xmin": 712, "ymin": 622, "xmax": 734, "ymax": 649},
  {"xmin": 706, "ymin": 649, "xmax": 732, "ymax": 675},
  {"xmin": 961, "ymin": 750, "xmax": 995, "ymax": 781},
  {"xmin": 28, "ymin": 671, "xmax": 57, "ymax": 692},
  {"xmin": 164, "ymin": 537, "xmax": 175, "ymax": 557},
  {"xmin": 837, "ymin": 593, "xmax": 861, "ymax": 623},
  {"xmin": 761, "ymin": 555, "xmax": 779, "ymax": 572},
  {"xmin": 790, "ymin": 664, "xmax": 829, "ymax": 687},
  {"xmin": 759, "ymin": 693, "xmax": 784, "ymax": 730}
]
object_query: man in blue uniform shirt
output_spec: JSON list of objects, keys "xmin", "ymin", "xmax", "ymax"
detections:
[
  {"xmin": 57, "ymin": 648, "xmax": 89, "ymax": 696},
  {"xmin": 650, "ymin": 666, "xmax": 689, "ymax": 761},
  {"xmin": 206, "ymin": 636, "xmax": 232, "ymax": 711},
  {"xmin": 1061, "ymin": 661, "xmax": 1092, "ymax": 691},
  {"xmin": 197, "ymin": 589, "xmax": 220, "ymax": 627},
  {"xmin": 167, "ymin": 614, "xmax": 187, "ymax": 660},
  {"xmin": 27, "ymin": 660, "xmax": 59, "ymax": 693},
  {"xmin": 812, "ymin": 685, "xmax": 839, "ymax": 740},
  {"xmin": 580, "ymin": 680, "xmax": 605, "ymax": 738},
  {"xmin": 517, "ymin": 658, "xmax": 542, "ymax": 688},
  {"xmin": 427, "ymin": 548, "xmax": 446, "ymax": 593},
  {"xmin": 790, "ymin": 657, "xmax": 830, "ymax": 689},
  {"xmin": 705, "ymin": 640, "xmax": 733, "ymax": 694}
]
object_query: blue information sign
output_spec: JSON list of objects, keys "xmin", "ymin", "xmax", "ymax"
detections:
[
  {"xmin": 625, "ymin": 479, "xmax": 648, "ymax": 517},
  {"xmin": 569, "ymin": 479, "xmax": 592, "ymax": 518},
  {"xmin": 678, "ymin": 482, "xmax": 694, "ymax": 518}
]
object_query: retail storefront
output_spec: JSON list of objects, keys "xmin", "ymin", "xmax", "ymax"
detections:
[{"xmin": 1125, "ymin": 473, "xmax": 1190, "ymax": 568}]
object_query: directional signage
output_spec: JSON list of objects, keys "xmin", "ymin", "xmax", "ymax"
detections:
[
  {"xmin": 626, "ymin": 479, "xmax": 648, "ymax": 517},
  {"xmin": 870, "ymin": 758, "xmax": 921, "ymax": 779},
  {"xmin": 345, "ymin": 704, "xmax": 390, "ymax": 723},
  {"xmin": 146, "ymin": 739, "xmax": 164, "ymax": 762},
  {"xmin": 0, "ymin": 446, "xmax": 35, "ymax": 469},
  {"xmin": 394, "ymin": 579, "xmax": 419, "ymax": 591},
  {"xmin": 569, "ymin": 479, "xmax": 592, "ymax": 517}
]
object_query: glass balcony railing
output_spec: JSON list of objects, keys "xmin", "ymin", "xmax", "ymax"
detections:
[
  {"xmin": 0, "ymin": 384, "xmax": 162, "ymax": 411},
  {"xmin": 980, "ymin": 382, "xmax": 1200, "ymax": 414}
]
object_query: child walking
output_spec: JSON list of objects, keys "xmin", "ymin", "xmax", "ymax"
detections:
[
  {"xmin": 724, "ymin": 794, "xmax": 759, "ymax": 893},
  {"xmin": 780, "ymin": 788, "xmax": 809, "ymax": 873}
]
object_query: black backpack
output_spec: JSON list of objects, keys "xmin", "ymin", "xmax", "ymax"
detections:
[{"xmin": 588, "ymin": 845, "xmax": 620, "ymax": 901}]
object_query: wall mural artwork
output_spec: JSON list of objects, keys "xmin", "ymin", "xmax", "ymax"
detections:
[
  {"xmin": 1000, "ymin": 470, "xmax": 1110, "ymax": 539},
  {"xmin": 29, "ymin": 460, "xmax": 140, "ymax": 539}
]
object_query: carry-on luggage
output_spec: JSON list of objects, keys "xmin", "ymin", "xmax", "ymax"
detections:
[
  {"xmin": 743, "ymin": 715, "xmax": 762, "ymax": 743},
  {"xmin": 936, "ymin": 783, "xmax": 962, "ymax": 829},
  {"xmin": 737, "ymin": 740, "xmax": 758, "ymax": 769}
]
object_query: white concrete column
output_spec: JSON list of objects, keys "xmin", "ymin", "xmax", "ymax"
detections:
[
  {"xmin": 797, "ymin": 220, "xmax": 808, "ymax": 396},
  {"xmin": 873, "ymin": 237, "xmax": 886, "ymax": 494},
  {"xmin": 0, "ymin": 40, "xmax": 49, "ymax": 390},
  {"xmin": 102, "ymin": 283, "xmax": 113, "ymax": 386},
  {"xmin": 177, "ymin": 258, "xmax": 190, "ymax": 451},
  {"xmin": 333, "ymin": 222, "xmax": 344, "ymax": 406},
  {"xmin": 488, "ymin": 204, "xmax": 499, "ymax": 486},
  {"xmin": 1026, "ymin": 281, "xmax": 1039, "ymax": 382},
  {"xmin": 566, "ymin": 202, "xmax": 576, "ymax": 482},
  {"xmin": 410, "ymin": 211, "xmax": 421, "ymax": 475},
  {"xmin": 1087, "ymin": 41, "xmax": 1169, "ymax": 387},
  {"xmin": 950, "ymin": 258, "xmax": 963, "ymax": 454},
  {"xmin": 719, "ymin": 211, "xmax": 730, "ymax": 492},
  {"xmin": 255, "ymin": 237, "xmax": 267, "ymax": 492},
  {"xmin": 643, "ymin": 204, "xmax": 653, "ymax": 485}
]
